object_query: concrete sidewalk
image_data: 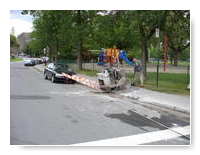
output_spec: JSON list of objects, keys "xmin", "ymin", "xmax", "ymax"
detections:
[
  {"xmin": 34, "ymin": 64, "xmax": 190, "ymax": 113},
  {"xmin": 118, "ymin": 88, "xmax": 190, "ymax": 114},
  {"xmin": 34, "ymin": 63, "xmax": 45, "ymax": 72}
]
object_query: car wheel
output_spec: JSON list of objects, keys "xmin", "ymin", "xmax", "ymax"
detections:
[
  {"xmin": 51, "ymin": 75, "xmax": 56, "ymax": 83},
  {"xmin": 71, "ymin": 80, "xmax": 76, "ymax": 84},
  {"xmin": 44, "ymin": 72, "xmax": 48, "ymax": 79}
]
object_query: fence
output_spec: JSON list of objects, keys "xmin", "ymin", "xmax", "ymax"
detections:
[
  {"xmin": 145, "ymin": 64, "xmax": 190, "ymax": 88},
  {"xmin": 66, "ymin": 60, "xmax": 190, "ymax": 90}
]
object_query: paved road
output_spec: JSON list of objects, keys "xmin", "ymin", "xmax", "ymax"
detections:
[{"xmin": 10, "ymin": 62, "xmax": 190, "ymax": 145}]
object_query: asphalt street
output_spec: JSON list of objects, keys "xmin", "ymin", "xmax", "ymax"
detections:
[{"xmin": 10, "ymin": 61, "xmax": 190, "ymax": 145}]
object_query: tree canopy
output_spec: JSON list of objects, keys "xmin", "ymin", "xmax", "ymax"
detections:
[
  {"xmin": 10, "ymin": 35, "xmax": 19, "ymax": 47},
  {"xmin": 21, "ymin": 10, "xmax": 190, "ymax": 72}
]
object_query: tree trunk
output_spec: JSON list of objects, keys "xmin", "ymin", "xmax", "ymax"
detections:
[
  {"xmin": 141, "ymin": 40, "xmax": 147, "ymax": 80},
  {"xmin": 49, "ymin": 45, "xmax": 52, "ymax": 62},
  {"xmin": 77, "ymin": 10, "xmax": 83, "ymax": 70},
  {"xmin": 145, "ymin": 47, "xmax": 149, "ymax": 62},
  {"xmin": 52, "ymin": 47, "xmax": 56, "ymax": 62},
  {"xmin": 77, "ymin": 38, "xmax": 83, "ymax": 70},
  {"xmin": 55, "ymin": 39, "xmax": 58, "ymax": 63},
  {"xmin": 173, "ymin": 51, "xmax": 180, "ymax": 66},
  {"xmin": 49, "ymin": 51, "xmax": 51, "ymax": 62},
  {"xmin": 170, "ymin": 58, "xmax": 173, "ymax": 65}
]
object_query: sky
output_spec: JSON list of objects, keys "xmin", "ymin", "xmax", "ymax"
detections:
[{"xmin": 10, "ymin": 10, "xmax": 33, "ymax": 37}]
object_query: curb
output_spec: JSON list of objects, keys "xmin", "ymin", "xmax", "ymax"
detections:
[
  {"xmin": 33, "ymin": 64, "xmax": 190, "ymax": 114},
  {"xmin": 34, "ymin": 66, "xmax": 43, "ymax": 73},
  {"xmin": 117, "ymin": 94, "xmax": 190, "ymax": 114},
  {"xmin": 138, "ymin": 99, "xmax": 190, "ymax": 114},
  {"xmin": 34, "ymin": 65, "xmax": 45, "ymax": 73}
]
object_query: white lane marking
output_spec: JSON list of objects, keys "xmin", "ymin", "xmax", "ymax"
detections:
[{"xmin": 72, "ymin": 125, "xmax": 190, "ymax": 146}]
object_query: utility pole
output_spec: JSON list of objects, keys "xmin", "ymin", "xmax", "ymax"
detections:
[{"xmin": 163, "ymin": 35, "xmax": 168, "ymax": 71}]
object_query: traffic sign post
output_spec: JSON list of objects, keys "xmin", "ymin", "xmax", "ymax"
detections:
[
  {"xmin": 155, "ymin": 28, "xmax": 160, "ymax": 87},
  {"xmin": 155, "ymin": 28, "xmax": 160, "ymax": 38}
]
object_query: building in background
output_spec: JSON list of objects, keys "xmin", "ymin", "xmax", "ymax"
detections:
[
  {"xmin": 10, "ymin": 27, "xmax": 19, "ymax": 58},
  {"xmin": 10, "ymin": 27, "xmax": 15, "ymax": 36},
  {"xmin": 17, "ymin": 32, "xmax": 31, "ymax": 51}
]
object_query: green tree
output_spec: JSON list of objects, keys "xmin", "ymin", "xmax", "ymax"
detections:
[
  {"xmin": 123, "ymin": 10, "xmax": 168, "ymax": 79},
  {"xmin": 22, "ymin": 10, "xmax": 62, "ymax": 62},
  {"xmin": 164, "ymin": 10, "xmax": 190, "ymax": 66},
  {"xmin": 10, "ymin": 35, "xmax": 19, "ymax": 47},
  {"xmin": 22, "ymin": 10, "xmax": 98, "ymax": 68},
  {"xmin": 70, "ymin": 10, "xmax": 99, "ymax": 70},
  {"xmin": 22, "ymin": 10, "xmax": 190, "ymax": 72}
]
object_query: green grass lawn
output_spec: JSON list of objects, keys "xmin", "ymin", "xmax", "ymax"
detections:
[
  {"xmin": 75, "ymin": 69, "xmax": 99, "ymax": 77},
  {"xmin": 75, "ymin": 68, "xmax": 190, "ymax": 95},
  {"xmin": 127, "ymin": 72, "xmax": 190, "ymax": 95},
  {"xmin": 10, "ymin": 58, "xmax": 23, "ymax": 62}
]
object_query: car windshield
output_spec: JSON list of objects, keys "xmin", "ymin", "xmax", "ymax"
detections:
[{"xmin": 54, "ymin": 64, "xmax": 73, "ymax": 73}]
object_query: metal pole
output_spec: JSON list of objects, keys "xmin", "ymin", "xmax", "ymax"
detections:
[
  {"xmin": 186, "ymin": 65, "xmax": 190, "ymax": 85},
  {"xmin": 92, "ymin": 59, "xmax": 94, "ymax": 71},
  {"xmin": 157, "ymin": 41, "xmax": 160, "ymax": 87},
  {"xmin": 156, "ymin": 28, "xmax": 160, "ymax": 87},
  {"xmin": 156, "ymin": 61, "xmax": 159, "ymax": 87}
]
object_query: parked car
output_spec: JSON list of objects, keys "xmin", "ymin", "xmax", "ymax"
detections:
[
  {"xmin": 41, "ymin": 57, "xmax": 46, "ymax": 63},
  {"xmin": 43, "ymin": 63, "xmax": 76, "ymax": 84},
  {"xmin": 34, "ymin": 58, "xmax": 43, "ymax": 64},
  {"xmin": 24, "ymin": 59, "xmax": 35, "ymax": 66},
  {"xmin": 41, "ymin": 57, "xmax": 49, "ymax": 63}
]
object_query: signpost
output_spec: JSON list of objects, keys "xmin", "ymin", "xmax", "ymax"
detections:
[
  {"xmin": 155, "ymin": 28, "xmax": 160, "ymax": 87},
  {"xmin": 155, "ymin": 28, "xmax": 160, "ymax": 38}
]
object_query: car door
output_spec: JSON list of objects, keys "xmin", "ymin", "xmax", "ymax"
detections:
[
  {"xmin": 46, "ymin": 63, "xmax": 53, "ymax": 79},
  {"xmin": 49, "ymin": 63, "xmax": 55, "ymax": 79}
]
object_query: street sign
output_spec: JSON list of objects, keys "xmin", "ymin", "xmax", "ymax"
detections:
[{"xmin": 155, "ymin": 28, "xmax": 159, "ymax": 38}]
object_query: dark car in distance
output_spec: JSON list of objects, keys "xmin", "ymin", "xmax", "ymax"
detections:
[
  {"xmin": 44, "ymin": 63, "xmax": 76, "ymax": 84},
  {"xmin": 24, "ymin": 59, "xmax": 35, "ymax": 66}
]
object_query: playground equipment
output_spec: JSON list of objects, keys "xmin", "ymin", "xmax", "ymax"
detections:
[
  {"xmin": 96, "ymin": 47, "xmax": 135, "ymax": 92},
  {"xmin": 87, "ymin": 48, "xmax": 135, "ymax": 67},
  {"xmin": 62, "ymin": 47, "xmax": 136, "ymax": 93},
  {"xmin": 97, "ymin": 48, "xmax": 134, "ymax": 67}
]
